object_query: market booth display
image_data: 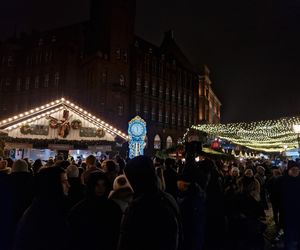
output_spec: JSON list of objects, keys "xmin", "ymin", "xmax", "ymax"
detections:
[{"xmin": 0, "ymin": 98, "xmax": 128, "ymax": 160}]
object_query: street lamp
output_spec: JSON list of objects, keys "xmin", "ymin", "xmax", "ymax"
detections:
[{"xmin": 293, "ymin": 125, "xmax": 300, "ymax": 157}]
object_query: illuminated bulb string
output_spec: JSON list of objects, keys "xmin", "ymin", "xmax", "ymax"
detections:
[{"xmin": 191, "ymin": 116, "xmax": 300, "ymax": 152}]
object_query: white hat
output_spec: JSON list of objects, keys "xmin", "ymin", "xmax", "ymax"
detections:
[{"xmin": 109, "ymin": 175, "xmax": 134, "ymax": 199}]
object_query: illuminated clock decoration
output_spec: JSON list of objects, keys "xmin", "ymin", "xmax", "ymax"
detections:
[{"xmin": 128, "ymin": 116, "xmax": 147, "ymax": 159}]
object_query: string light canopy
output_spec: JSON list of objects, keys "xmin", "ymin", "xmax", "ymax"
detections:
[
  {"xmin": 0, "ymin": 98, "xmax": 129, "ymax": 141},
  {"xmin": 191, "ymin": 117, "xmax": 300, "ymax": 152}
]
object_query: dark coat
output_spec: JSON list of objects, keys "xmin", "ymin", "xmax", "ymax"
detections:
[
  {"xmin": 69, "ymin": 196, "xmax": 122, "ymax": 250},
  {"xmin": 164, "ymin": 166, "xmax": 179, "ymax": 199},
  {"xmin": 13, "ymin": 167, "xmax": 70, "ymax": 250},
  {"xmin": 0, "ymin": 171, "xmax": 12, "ymax": 250},
  {"xmin": 178, "ymin": 183, "xmax": 205, "ymax": 250},
  {"xmin": 119, "ymin": 156, "xmax": 182, "ymax": 250},
  {"xmin": 118, "ymin": 190, "xmax": 182, "ymax": 250},
  {"xmin": 14, "ymin": 198, "xmax": 70, "ymax": 250},
  {"xmin": 67, "ymin": 177, "xmax": 85, "ymax": 209}
]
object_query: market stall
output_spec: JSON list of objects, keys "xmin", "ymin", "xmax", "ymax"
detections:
[{"xmin": 0, "ymin": 98, "xmax": 128, "ymax": 161}]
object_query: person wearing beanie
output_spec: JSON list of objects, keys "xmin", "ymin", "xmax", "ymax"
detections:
[
  {"xmin": 177, "ymin": 172, "xmax": 206, "ymax": 250},
  {"xmin": 277, "ymin": 160, "xmax": 300, "ymax": 249},
  {"xmin": 69, "ymin": 171, "xmax": 122, "ymax": 250},
  {"xmin": 66, "ymin": 165, "xmax": 85, "ymax": 210},
  {"xmin": 118, "ymin": 156, "xmax": 183, "ymax": 250},
  {"xmin": 0, "ymin": 159, "xmax": 12, "ymax": 250},
  {"xmin": 108, "ymin": 175, "xmax": 134, "ymax": 212}
]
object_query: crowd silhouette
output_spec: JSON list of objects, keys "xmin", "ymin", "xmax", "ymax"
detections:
[{"xmin": 0, "ymin": 151, "xmax": 300, "ymax": 250}]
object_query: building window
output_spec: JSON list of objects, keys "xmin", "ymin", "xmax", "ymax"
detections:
[
  {"xmin": 151, "ymin": 106, "xmax": 156, "ymax": 121},
  {"xmin": 165, "ymin": 86, "xmax": 169, "ymax": 101},
  {"xmin": 5, "ymin": 78, "xmax": 10, "ymax": 86},
  {"xmin": 116, "ymin": 49, "xmax": 121, "ymax": 59},
  {"xmin": 189, "ymin": 114, "xmax": 192, "ymax": 126},
  {"xmin": 144, "ymin": 80, "xmax": 149, "ymax": 94},
  {"xmin": 172, "ymin": 89, "xmax": 176, "ymax": 101},
  {"xmin": 135, "ymin": 102, "xmax": 140, "ymax": 113},
  {"xmin": 165, "ymin": 110, "xmax": 169, "ymax": 124},
  {"xmin": 183, "ymin": 114, "xmax": 187, "ymax": 126},
  {"xmin": 34, "ymin": 76, "xmax": 39, "ymax": 89},
  {"xmin": 54, "ymin": 72, "xmax": 60, "ymax": 87},
  {"xmin": 25, "ymin": 77, "xmax": 30, "ymax": 90},
  {"xmin": 178, "ymin": 90, "xmax": 181, "ymax": 104},
  {"xmin": 154, "ymin": 134, "xmax": 161, "ymax": 150},
  {"xmin": 189, "ymin": 96, "xmax": 192, "ymax": 107},
  {"xmin": 183, "ymin": 93, "xmax": 187, "ymax": 106},
  {"xmin": 117, "ymin": 104, "xmax": 124, "ymax": 116},
  {"xmin": 159, "ymin": 85, "xmax": 163, "ymax": 98},
  {"xmin": 7, "ymin": 56, "xmax": 13, "ymax": 67},
  {"xmin": 178, "ymin": 112, "xmax": 181, "ymax": 126},
  {"xmin": 166, "ymin": 136, "xmax": 173, "ymax": 149},
  {"xmin": 172, "ymin": 113, "xmax": 175, "ymax": 125},
  {"xmin": 120, "ymin": 74, "xmax": 125, "ymax": 86},
  {"xmin": 143, "ymin": 103, "xmax": 148, "ymax": 118},
  {"xmin": 16, "ymin": 78, "xmax": 21, "ymax": 91},
  {"xmin": 123, "ymin": 51, "xmax": 128, "ymax": 63},
  {"xmin": 158, "ymin": 108, "xmax": 163, "ymax": 123},
  {"xmin": 44, "ymin": 73, "xmax": 49, "ymax": 88},
  {"xmin": 152, "ymin": 82, "xmax": 156, "ymax": 96},
  {"xmin": 136, "ymin": 77, "xmax": 141, "ymax": 92}
]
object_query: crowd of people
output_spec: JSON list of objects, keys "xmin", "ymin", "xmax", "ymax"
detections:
[{"xmin": 0, "ymin": 150, "xmax": 300, "ymax": 250}]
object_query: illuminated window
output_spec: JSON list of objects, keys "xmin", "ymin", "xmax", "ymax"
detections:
[
  {"xmin": 120, "ymin": 74, "xmax": 125, "ymax": 86},
  {"xmin": 154, "ymin": 134, "xmax": 161, "ymax": 149},
  {"xmin": 166, "ymin": 136, "xmax": 173, "ymax": 149}
]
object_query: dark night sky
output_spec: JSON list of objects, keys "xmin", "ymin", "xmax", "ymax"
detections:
[{"xmin": 1, "ymin": 0, "xmax": 300, "ymax": 123}]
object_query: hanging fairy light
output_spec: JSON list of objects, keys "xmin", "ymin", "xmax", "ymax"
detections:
[{"xmin": 190, "ymin": 116, "xmax": 300, "ymax": 152}]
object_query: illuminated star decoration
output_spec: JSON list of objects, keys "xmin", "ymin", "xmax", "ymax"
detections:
[{"xmin": 191, "ymin": 117, "xmax": 300, "ymax": 152}]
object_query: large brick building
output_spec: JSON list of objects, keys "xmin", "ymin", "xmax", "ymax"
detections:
[{"xmin": 0, "ymin": 0, "xmax": 221, "ymax": 155}]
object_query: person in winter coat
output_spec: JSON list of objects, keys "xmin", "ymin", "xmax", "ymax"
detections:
[
  {"xmin": 109, "ymin": 174, "xmax": 134, "ymax": 213},
  {"xmin": 266, "ymin": 168, "xmax": 282, "ymax": 230},
  {"xmin": 66, "ymin": 164, "xmax": 85, "ymax": 209},
  {"xmin": 177, "ymin": 172, "xmax": 206, "ymax": 250},
  {"xmin": 69, "ymin": 171, "xmax": 122, "ymax": 250},
  {"xmin": 164, "ymin": 158, "xmax": 179, "ymax": 199},
  {"xmin": 0, "ymin": 159, "xmax": 12, "ymax": 250},
  {"xmin": 278, "ymin": 161, "xmax": 300, "ymax": 250},
  {"xmin": 255, "ymin": 165, "xmax": 268, "ymax": 210},
  {"xmin": 6, "ymin": 160, "xmax": 34, "ymax": 250},
  {"xmin": 238, "ymin": 168, "xmax": 261, "ymax": 202},
  {"xmin": 14, "ymin": 166, "xmax": 71, "ymax": 250},
  {"xmin": 118, "ymin": 156, "xmax": 183, "ymax": 250}
]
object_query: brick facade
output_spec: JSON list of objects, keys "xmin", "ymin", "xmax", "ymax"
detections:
[{"xmin": 0, "ymin": 0, "xmax": 221, "ymax": 155}]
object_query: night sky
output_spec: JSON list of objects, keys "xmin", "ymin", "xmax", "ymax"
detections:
[{"xmin": 1, "ymin": 0, "xmax": 300, "ymax": 123}]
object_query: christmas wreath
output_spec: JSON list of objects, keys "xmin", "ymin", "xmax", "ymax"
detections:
[
  {"xmin": 20, "ymin": 125, "xmax": 32, "ymax": 135},
  {"xmin": 96, "ymin": 128, "xmax": 106, "ymax": 138},
  {"xmin": 71, "ymin": 119, "xmax": 82, "ymax": 129},
  {"xmin": 49, "ymin": 119, "xmax": 59, "ymax": 129}
]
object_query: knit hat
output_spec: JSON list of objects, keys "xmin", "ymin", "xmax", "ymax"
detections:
[
  {"xmin": 11, "ymin": 159, "xmax": 29, "ymax": 173},
  {"xmin": 66, "ymin": 165, "xmax": 79, "ymax": 178},
  {"xmin": 109, "ymin": 175, "xmax": 134, "ymax": 199},
  {"xmin": 287, "ymin": 160, "xmax": 300, "ymax": 171}
]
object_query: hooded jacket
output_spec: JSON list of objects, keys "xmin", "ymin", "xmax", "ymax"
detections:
[{"xmin": 118, "ymin": 156, "xmax": 182, "ymax": 250}]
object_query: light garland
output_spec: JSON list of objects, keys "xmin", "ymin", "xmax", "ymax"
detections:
[
  {"xmin": 191, "ymin": 117, "xmax": 300, "ymax": 152},
  {"xmin": 0, "ymin": 98, "xmax": 129, "ymax": 141}
]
